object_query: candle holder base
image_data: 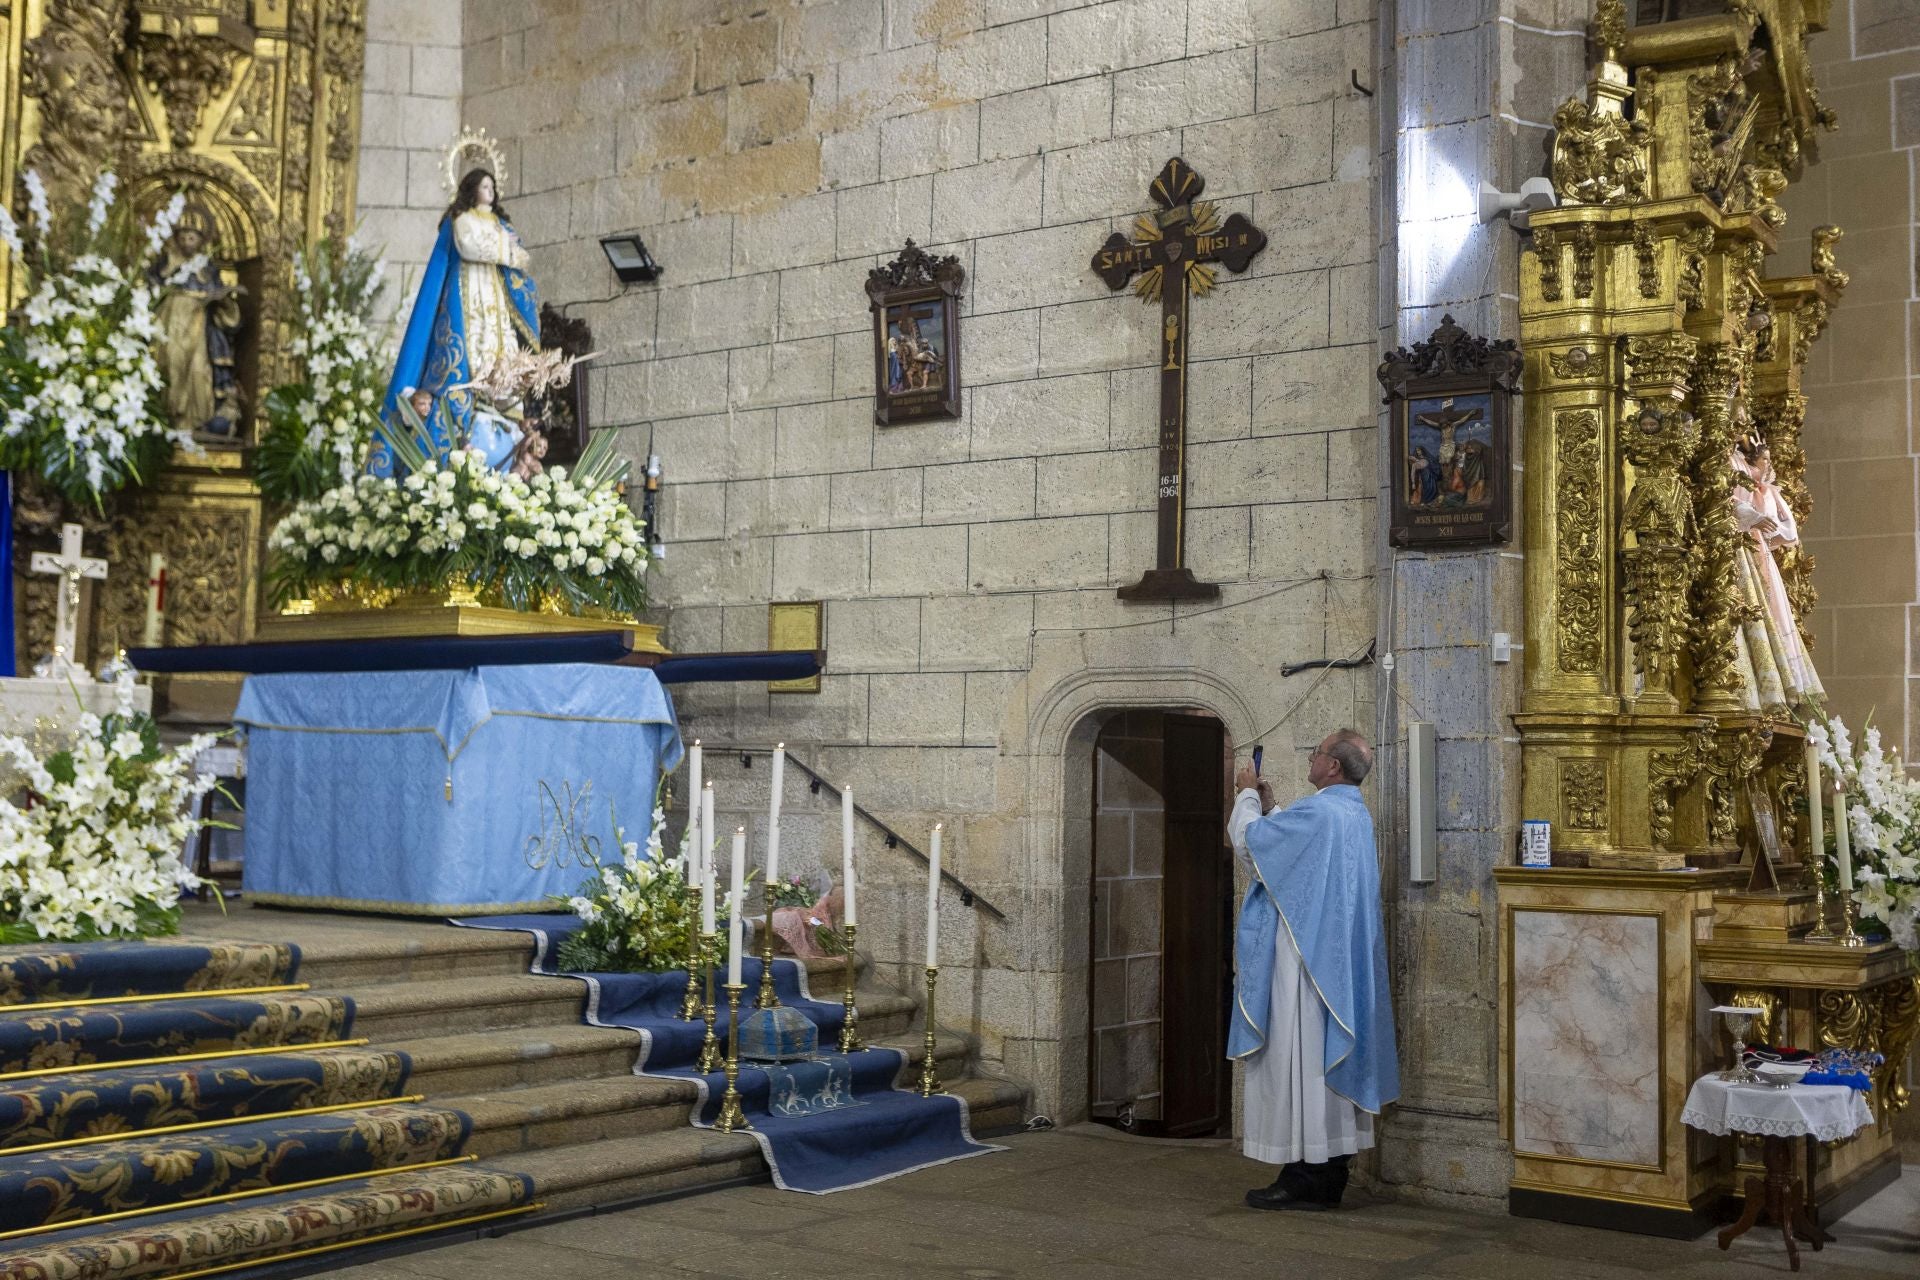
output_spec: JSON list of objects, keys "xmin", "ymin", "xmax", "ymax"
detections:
[
  {"xmin": 756, "ymin": 883, "xmax": 781, "ymax": 1010},
  {"xmin": 916, "ymin": 965, "xmax": 943, "ymax": 1097},
  {"xmin": 837, "ymin": 923, "xmax": 864, "ymax": 1054},
  {"xmin": 715, "ymin": 982, "xmax": 750, "ymax": 1133},
  {"xmin": 696, "ymin": 933, "xmax": 722, "ymax": 1072},
  {"xmin": 1837, "ymin": 892, "xmax": 1868, "ymax": 947}
]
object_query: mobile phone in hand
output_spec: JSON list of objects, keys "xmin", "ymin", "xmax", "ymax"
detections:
[{"xmin": 1252, "ymin": 745, "xmax": 1263, "ymax": 777}]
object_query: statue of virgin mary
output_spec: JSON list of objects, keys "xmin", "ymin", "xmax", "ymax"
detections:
[{"xmin": 369, "ymin": 130, "xmax": 539, "ymax": 477}]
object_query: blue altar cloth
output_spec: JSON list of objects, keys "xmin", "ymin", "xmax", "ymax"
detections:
[
  {"xmin": 235, "ymin": 665, "xmax": 683, "ymax": 914},
  {"xmin": 453, "ymin": 914, "xmax": 1002, "ymax": 1193}
]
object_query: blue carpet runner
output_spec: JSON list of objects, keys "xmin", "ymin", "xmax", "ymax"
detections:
[
  {"xmin": 453, "ymin": 913, "xmax": 1002, "ymax": 1194},
  {"xmin": 0, "ymin": 940, "xmax": 526, "ymax": 1278}
]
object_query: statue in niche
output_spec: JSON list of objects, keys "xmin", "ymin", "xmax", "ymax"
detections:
[
  {"xmin": 1729, "ymin": 427, "xmax": 1824, "ymax": 712},
  {"xmin": 371, "ymin": 129, "xmax": 539, "ymax": 477},
  {"xmin": 149, "ymin": 202, "xmax": 245, "ymax": 444}
]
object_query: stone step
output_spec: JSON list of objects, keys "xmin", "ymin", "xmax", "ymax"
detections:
[
  {"xmin": 343, "ymin": 973, "xmax": 591, "ymax": 1040},
  {"xmin": 507, "ymin": 1074, "xmax": 1022, "ymax": 1213},
  {"xmin": 441, "ymin": 1033, "xmax": 981, "ymax": 1158}
]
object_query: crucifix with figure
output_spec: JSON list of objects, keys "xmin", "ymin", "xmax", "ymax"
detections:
[
  {"xmin": 29, "ymin": 523, "xmax": 107, "ymax": 673},
  {"xmin": 1092, "ymin": 157, "xmax": 1267, "ymax": 601}
]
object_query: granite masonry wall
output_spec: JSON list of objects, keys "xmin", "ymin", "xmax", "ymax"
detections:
[{"xmin": 454, "ymin": 0, "xmax": 1381, "ymax": 1128}]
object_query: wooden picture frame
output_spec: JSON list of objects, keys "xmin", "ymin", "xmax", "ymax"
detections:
[
  {"xmin": 532, "ymin": 303, "xmax": 593, "ymax": 469},
  {"xmin": 865, "ymin": 241, "xmax": 964, "ymax": 426},
  {"xmin": 1377, "ymin": 315, "xmax": 1522, "ymax": 549}
]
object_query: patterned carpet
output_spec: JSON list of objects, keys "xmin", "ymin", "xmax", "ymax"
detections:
[{"xmin": 0, "ymin": 939, "xmax": 532, "ymax": 1279}]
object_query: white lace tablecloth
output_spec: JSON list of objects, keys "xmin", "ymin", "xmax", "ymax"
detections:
[{"xmin": 1681, "ymin": 1074, "xmax": 1874, "ymax": 1143}]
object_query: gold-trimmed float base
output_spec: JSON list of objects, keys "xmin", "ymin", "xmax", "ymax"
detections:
[{"xmin": 259, "ymin": 599, "xmax": 668, "ymax": 651}]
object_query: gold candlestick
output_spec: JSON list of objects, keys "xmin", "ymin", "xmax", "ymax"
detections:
[
  {"xmin": 916, "ymin": 965, "xmax": 942, "ymax": 1097},
  {"xmin": 837, "ymin": 923, "xmax": 865, "ymax": 1053},
  {"xmin": 697, "ymin": 932, "xmax": 722, "ymax": 1072},
  {"xmin": 715, "ymin": 981, "xmax": 749, "ymax": 1132},
  {"xmin": 1805, "ymin": 862, "xmax": 1836, "ymax": 942},
  {"xmin": 756, "ymin": 880, "xmax": 781, "ymax": 1009},
  {"xmin": 1836, "ymin": 887, "xmax": 1867, "ymax": 948},
  {"xmin": 679, "ymin": 886, "xmax": 702, "ymax": 1020}
]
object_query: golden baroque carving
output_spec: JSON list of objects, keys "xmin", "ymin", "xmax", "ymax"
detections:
[
  {"xmin": 100, "ymin": 504, "xmax": 254, "ymax": 655},
  {"xmin": 1687, "ymin": 344, "xmax": 1750, "ymax": 707},
  {"xmin": 1818, "ymin": 990, "xmax": 1878, "ymax": 1055},
  {"xmin": 1754, "ymin": 391, "xmax": 1817, "ymax": 649},
  {"xmin": 1729, "ymin": 987, "xmax": 1781, "ymax": 1047},
  {"xmin": 1591, "ymin": 0, "xmax": 1627, "ymax": 56},
  {"xmin": 1648, "ymin": 728, "xmax": 1709, "ymax": 848},
  {"xmin": 1533, "ymin": 227, "xmax": 1562, "ymax": 302},
  {"xmin": 1791, "ymin": 296, "xmax": 1831, "ymax": 370},
  {"xmin": 1678, "ymin": 225, "xmax": 1714, "ymax": 311},
  {"xmin": 1562, "ymin": 759, "xmax": 1608, "ymax": 831},
  {"xmin": 1571, "ymin": 224, "xmax": 1598, "ymax": 300},
  {"xmin": 1811, "ymin": 224, "xmax": 1850, "ymax": 291},
  {"xmin": 18, "ymin": 0, "xmax": 133, "ymax": 207},
  {"xmin": 1555, "ymin": 410, "xmax": 1604, "ymax": 674},
  {"xmin": 1547, "ymin": 345, "xmax": 1596, "ymax": 381},
  {"xmin": 1632, "ymin": 222, "xmax": 1659, "ymax": 298},
  {"xmin": 1626, "ymin": 333, "xmax": 1700, "ymax": 392},
  {"xmin": 1622, "ymin": 404, "xmax": 1699, "ymax": 689},
  {"xmin": 134, "ymin": 28, "xmax": 245, "ymax": 152},
  {"xmin": 1775, "ymin": 755, "xmax": 1806, "ymax": 857},
  {"xmin": 1880, "ymin": 978, "xmax": 1918, "ymax": 1116},
  {"xmin": 1551, "ymin": 98, "xmax": 1651, "ymax": 206},
  {"xmin": 1687, "ymin": 54, "xmax": 1754, "ymax": 203}
]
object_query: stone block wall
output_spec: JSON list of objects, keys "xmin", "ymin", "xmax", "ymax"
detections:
[
  {"xmin": 355, "ymin": 0, "xmax": 465, "ymax": 330},
  {"xmin": 456, "ymin": 0, "xmax": 1381, "ymax": 1124}
]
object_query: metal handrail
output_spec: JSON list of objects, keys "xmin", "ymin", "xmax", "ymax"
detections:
[{"xmin": 724, "ymin": 745, "xmax": 1006, "ymax": 921}]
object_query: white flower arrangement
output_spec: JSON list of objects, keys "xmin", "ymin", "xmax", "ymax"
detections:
[
  {"xmin": 0, "ymin": 674, "xmax": 218, "ymax": 942},
  {"xmin": 257, "ymin": 237, "xmax": 389, "ymax": 504},
  {"xmin": 265, "ymin": 447, "xmax": 649, "ymax": 615},
  {"xmin": 0, "ymin": 171, "xmax": 192, "ymax": 505},
  {"xmin": 1807, "ymin": 713, "xmax": 1920, "ymax": 950},
  {"xmin": 552, "ymin": 801, "xmax": 697, "ymax": 973}
]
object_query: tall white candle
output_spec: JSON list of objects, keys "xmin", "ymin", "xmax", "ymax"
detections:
[
  {"xmin": 842, "ymin": 786, "xmax": 857, "ymax": 928},
  {"xmin": 728, "ymin": 828, "xmax": 747, "ymax": 985},
  {"xmin": 701, "ymin": 783, "xmax": 717, "ymax": 933},
  {"xmin": 1834, "ymin": 793, "xmax": 1854, "ymax": 893},
  {"xmin": 689, "ymin": 740, "xmax": 703, "ymax": 825},
  {"xmin": 925, "ymin": 823, "xmax": 943, "ymax": 969},
  {"xmin": 769, "ymin": 742, "xmax": 786, "ymax": 824},
  {"xmin": 1805, "ymin": 740, "xmax": 1824, "ymax": 865},
  {"xmin": 766, "ymin": 822, "xmax": 781, "ymax": 888}
]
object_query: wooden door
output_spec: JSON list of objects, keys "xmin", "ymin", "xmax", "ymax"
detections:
[{"xmin": 1156, "ymin": 712, "xmax": 1230, "ymax": 1137}]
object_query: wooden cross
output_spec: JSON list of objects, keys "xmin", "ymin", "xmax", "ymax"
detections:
[
  {"xmin": 1092, "ymin": 157, "xmax": 1267, "ymax": 601},
  {"xmin": 29, "ymin": 523, "xmax": 107, "ymax": 669}
]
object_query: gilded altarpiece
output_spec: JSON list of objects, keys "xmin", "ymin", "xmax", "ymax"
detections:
[
  {"xmin": 0, "ymin": 0, "xmax": 365, "ymax": 700},
  {"xmin": 1499, "ymin": 0, "xmax": 1918, "ymax": 1237}
]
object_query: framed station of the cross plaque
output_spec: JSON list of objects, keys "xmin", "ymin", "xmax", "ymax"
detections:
[
  {"xmin": 865, "ymin": 240, "xmax": 965, "ymax": 426},
  {"xmin": 1377, "ymin": 315, "xmax": 1522, "ymax": 549}
]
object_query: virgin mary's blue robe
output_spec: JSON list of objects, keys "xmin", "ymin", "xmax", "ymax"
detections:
[
  {"xmin": 369, "ymin": 217, "xmax": 540, "ymax": 477},
  {"xmin": 1227, "ymin": 783, "xmax": 1400, "ymax": 1114}
]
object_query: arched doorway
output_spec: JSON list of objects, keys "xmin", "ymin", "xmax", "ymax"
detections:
[{"xmin": 1087, "ymin": 709, "xmax": 1232, "ymax": 1137}]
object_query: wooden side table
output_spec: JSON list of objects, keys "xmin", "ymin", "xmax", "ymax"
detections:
[{"xmin": 1681, "ymin": 1073, "xmax": 1874, "ymax": 1273}]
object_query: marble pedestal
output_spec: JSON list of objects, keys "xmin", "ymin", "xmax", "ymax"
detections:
[{"xmin": 1495, "ymin": 866, "xmax": 1742, "ymax": 1236}]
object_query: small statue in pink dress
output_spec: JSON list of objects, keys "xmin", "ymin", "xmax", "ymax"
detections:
[{"xmin": 1732, "ymin": 436, "xmax": 1824, "ymax": 707}]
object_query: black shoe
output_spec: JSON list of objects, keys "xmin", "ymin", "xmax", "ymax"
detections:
[
  {"xmin": 1245, "ymin": 1164, "xmax": 1326, "ymax": 1212},
  {"xmin": 1317, "ymin": 1155, "xmax": 1351, "ymax": 1207}
]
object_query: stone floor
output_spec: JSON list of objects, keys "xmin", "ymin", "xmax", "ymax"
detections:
[{"xmin": 329, "ymin": 1127, "xmax": 1917, "ymax": 1279}]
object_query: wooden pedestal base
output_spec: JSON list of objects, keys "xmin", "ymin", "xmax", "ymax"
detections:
[{"xmin": 1717, "ymin": 1134, "xmax": 1832, "ymax": 1273}]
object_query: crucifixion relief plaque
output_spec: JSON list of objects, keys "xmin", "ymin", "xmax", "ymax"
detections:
[{"xmin": 1092, "ymin": 157, "xmax": 1267, "ymax": 602}]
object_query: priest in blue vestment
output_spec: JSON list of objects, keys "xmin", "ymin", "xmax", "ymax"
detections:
[{"xmin": 1228, "ymin": 728, "xmax": 1398, "ymax": 1211}]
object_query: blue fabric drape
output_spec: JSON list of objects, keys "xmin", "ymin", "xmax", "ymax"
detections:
[
  {"xmin": 370, "ymin": 219, "xmax": 539, "ymax": 478},
  {"xmin": 1227, "ymin": 784, "xmax": 1400, "ymax": 1114},
  {"xmin": 233, "ymin": 665, "xmax": 682, "ymax": 914}
]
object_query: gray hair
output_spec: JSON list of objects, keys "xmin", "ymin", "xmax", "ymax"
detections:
[{"xmin": 1326, "ymin": 728, "xmax": 1373, "ymax": 784}]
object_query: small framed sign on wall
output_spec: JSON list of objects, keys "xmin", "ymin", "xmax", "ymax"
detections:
[{"xmin": 865, "ymin": 240, "xmax": 964, "ymax": 426}]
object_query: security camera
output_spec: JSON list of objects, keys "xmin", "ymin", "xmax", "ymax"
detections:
[{"xmin": 1479, "ymin": 178, "xmax": 1559, "ymax": 227}]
